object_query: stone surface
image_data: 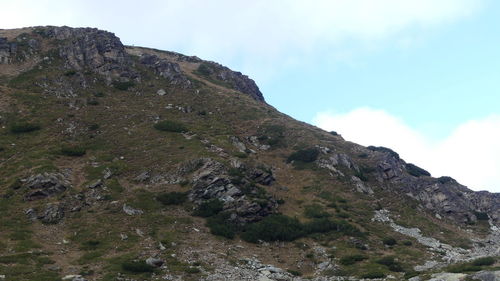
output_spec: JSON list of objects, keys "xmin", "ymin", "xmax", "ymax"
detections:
[{"xmin": 23, "ymin": 172, "xmax": 71, "ymax": 201}]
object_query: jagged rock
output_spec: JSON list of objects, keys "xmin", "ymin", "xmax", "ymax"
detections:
[
  {"xmin": 428, "ymin": 273, "xmax": 467, "ymax": 281},
  {"xmin": 229, "ymin": 136, "xmax": 247, "ymax": 153},
  {"xmin": 0, "ymin": 37, "xmax": 16, "ymax": 64},
  {"xmin": 38, "ymin": 203, "xmax": 65, "ymax": 224},
  {"xmin": 351, "ymin": 176, "xmax": 373, "ymax": 194},
  {"xmin": 86, "ymin": 179, "xmax": 103, "ymax": 189},
  {"xmin": 185, "ymin": 158, "xmax": 277, "ymax": 223},
  {"xmin": 196, "ymin": 62, "xmax": 264, "ymax": 102},
  {"xmin": 62, "ymin": 275, "xmax": 87, "ymax": 281},
  {"xmin": 139, "ymin": 54, "xmax": 192, "ymax": 88},
  {"xmin": 103, "ymin": 168, "xmax": 112, "ymax": 179},
  {"xmin": 247, "ymin": 136, "xmax": 271, "ymax": 151},
  {"xmin": 134, "ymin": 171, "xmax": 150, "ymax": 182},
  {"xmin": 146, "ymin": 257, "xmax": 164, "ymax": 267},
  {"xmin": 471, "ymin": 270, "xmax": 500, "ymax": 281},
  {"xmin": 122, "ymin": 204, "xmax": 143, "ymax": 215},
  {"xmin": 23, "ymin": 172, "xmax": 71, "ymax": 201},
  {"xmin": 157, "ymin": 89, "xmax": 166, "ymax": 96}
]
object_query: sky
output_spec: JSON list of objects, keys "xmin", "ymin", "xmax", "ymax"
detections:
[{"xmin": 1, "ymin": 0, "xmax": 500, "ymax": 192}]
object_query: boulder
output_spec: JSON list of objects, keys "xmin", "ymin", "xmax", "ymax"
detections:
[{"xmin": 23, "ymin": 172, "xmax": 71, "ymax": 201}]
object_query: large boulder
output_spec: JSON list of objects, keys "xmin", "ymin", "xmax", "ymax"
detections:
[{"xmin": 23, "ymin": 172, "xmax": 71, "ymax": 201}]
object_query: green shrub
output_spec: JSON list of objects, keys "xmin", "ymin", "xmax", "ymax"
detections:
[
  {"xmin": 9, "ymin": 122, "xmax": 41, "ymax": 134},
  {"xmin": 329, "ymin": 131, "xmax": 339, "ymax": 136},
  {"xmin": 287, "ymin": 148, "xmax": 319, "ymax": 163},
  {"xmin": 382, "ymin": 237, "xmax": 397, "ymax": 246},
  {"xmin": 113, "ymin": 81, "xmax": 135, "ymax": 91},
  {"xmin": 206, "ymin": 212, "xmax": 237, "ymax": 239},
  {"xmin": 64, "ymin": 70, "xmax": 77, "ymax": 76},
  {"xmin": 61, "ymin": 145, "xmax": 86, "ymax": 157},
  {"xmin": 304, "ymin": 204, "xmax": 330, "ymax": 218},
  {"xmin": 447, "ymin": 264, "xmax": 482, "ymax": 273},
  {"xmin": 88, "ymin": 124, "xmax": 100, "ymax": 131},
  {"xmin": 471, "ymin": 257, "xmax": 495, "ymax": 266},
  {"xmin": 94, "ymin": 92, "xmax": 105, "ymax": 97},
  {"xmin": 339, "ymin": 254, "xmax": 367, "ymax": 265},
  {"xmin": 241, "ymin": 214, "xmax": 304, "ymax": 243},
  {"xmin": 121, "ymin": 261, "xmax": 155, "ymax": 273},
  {"xmin": 376, "ymin": 256, "xmax": 404, "ymax": 272},
  {"xmin": 474, "ymin": 212, "xmax": 489, "ymax": 221},
  {"xmin": 287, "ymin": 269, "xmax": 302, "ymax": 276},
  {"xmin": 402, "ymin": 240, "xmax": 413, "ymax": 246},
  {"xmin": 405, "ymin": 163, "xmax": 431, "ymax": 177},
  {"xmin": 154, "ymin": 120, "xmax": 188, "ymax": 133},
  {"xmin": 361, "ymin": 271, "xmax": 386, "ymax": 279},
  {"xmin": 233, "ymin": 152, "xmax": 248, "ymax": 158},
  {"xmin": 157, "ymin": 192, "xmax": 188, "ymax": 205},
  {"xmin": 367, "ymin": 146, "xmax": 399, "ymax": 159},
  {"xmin": 87, "ymin": 99, "xmax": 99, "ymax": 106},
  {"xmin": 196, "ymin": 63, "xmax": 212, "ymax": 76},
  {"xmin": 193, "ymin": 199, "xmax": 224, "ymax": 217}
]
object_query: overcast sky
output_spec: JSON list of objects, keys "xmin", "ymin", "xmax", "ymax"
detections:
[{"xmin": 2, "ymin": 0, "xmax": 500, "ymax": 192}]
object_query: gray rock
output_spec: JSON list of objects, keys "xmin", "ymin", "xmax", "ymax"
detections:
[
  {"xmin": 38, "ymin": 203, "xmax": 65, "ymax": 224},
  {"xmin": 134, "ymin": 171, "xmax": 150, "ymax": 182},
  {"xmin": 471, "ymin": 270, "xmax": 500, "ymax": 281},
  {"xmin": 23, "ymin": 172, "xmax": 71, "ymax": 201},
  {"xmin": 122, "ymin": 204, "xmax": 143, "ymax": 215},
  {"xmin": 139, "ymin": 54, "xmax": 192, "ymax": 88},
  {"xmin": 146, "ymin": 257, "xmax": 164, "ymax": 267},
  {"xmin": 157, "ymin": 89, "xmax": 166, "ymax": 96},
  {"xmin": 86, "ymin": 179, "xmax": 103, "ymax": 189}
]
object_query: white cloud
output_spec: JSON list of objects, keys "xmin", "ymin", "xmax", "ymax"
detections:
[
  {"xmin": 314, "ymin": 108, "xmax": 500, "ymax": 193},
  {"xmin": 0, "ymin": 0, "xmax": 483, "ymax": 80}
]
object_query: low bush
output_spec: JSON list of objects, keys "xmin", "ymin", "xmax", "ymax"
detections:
[
  {"xmin": 184, "ymin": 267, "xmax": 201, "ymax": 274},
  {"xmin": 287, "ymin": 148, "xmax": 319, "ymax": 163},
  {"xmin": 474, "ymin": 212, "xmax": 489, "ymax": 221},
  {"xmin": 206, "ymin": 212, "xmax": 237, "ymax": 239},
  {"xmin": 156, "ymin": 192, "xmax": 188, "ymax": 205},
  {"xmin": 193, "ymin": 199, "xmax": 224, "ymax": 217},
  {"xmin": 382, "ymin": 237, "xmax": 397, "ymax": 246},
  {"xmin": 113, "ymin": 81, "xmax": 135, "ymax": 91},
  {"xmin": 376, "ymin": 256, "xmax": 404, "ymax": 272},
  {"xmin": 9, "ymin": 122, "xmax": 40, "ymax": 134},
  {"xmin": 287, "ymin": 269, "xmax": 302, "ymax": 276},
  {"xmin": 471, "ymin": 257, "xmax": 496, "ymax": 266},
  {"xmin": 121, "ymin": 261, "xmax": 155, "ymax": 273},
  {"xmin": 154, "ymin": 120, "xmax": 188, "ymax": 133},
  {"xmin": 64, "ymin": 70, "xmax": 77, "ymax": 76},
  {"xmin": 304, "ymin": 204, "xmax": 330, "ymax": 218},
  {"xmin": 241, "ymin": 214, "xmax": 304, "ymax": 243},
  {"xmin": 367, "ymin": 146, "xmax": 399, "ymax": 159},
  {"xmin": 339, "ymin": 254, "xmax": 367, "ymax": 265},
  {"xmin": 361, "ymin": 271, "xmax": 386, "ymax": 279},
  {"xmin": 241, "ymin": 215, "xmax": 362, "ymax": 243},
  {"xmin": 61, "ymin": 145, "xmax": 86, "ymax": 157},
  {"xmin": 196, "ymin": 63, "xmax": 212, "ymax": 76},
  {"xmin": 405, "ymin": 163, "xmax": 431, "ymax": 177}
]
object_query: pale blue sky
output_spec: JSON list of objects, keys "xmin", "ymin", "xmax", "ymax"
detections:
[{"xmin": 2, "ymin": 0, "xmax": 500, "ymax": 192}]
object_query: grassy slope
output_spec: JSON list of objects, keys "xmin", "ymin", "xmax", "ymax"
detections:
[{"xmin": 0, "ymin": 34, "xmax": 493, "ymax": 281}]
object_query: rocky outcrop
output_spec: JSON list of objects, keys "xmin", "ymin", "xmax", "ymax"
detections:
[
  {"xmin": 368, "ymin": 146, "xmax": 500, "ymax": 226},
  {"xmin": 178, "ymin": 158, "xmax": 278, "ymax": 223},
  {"xmin": 196, "ymin": 62, "xmax": 264, "ymax": 102},
  {"xmin": 23, "ymin": 172, "xmax": 71, "ymax": 201},
  {"xmin": 24, "ymin": 26, "xmax": 141, "ymax": 83},
  {"xmin": 139, "ymin": 54, "xmax": 192, "ymax": 88},
  {"xmin": 0, "ymin": 37, "xmax": 16, "ymax": 64}
]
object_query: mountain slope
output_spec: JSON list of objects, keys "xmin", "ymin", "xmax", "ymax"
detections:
[{"xmin": 0, "ymin": 26, "xmax": 498, "ymax": 281}]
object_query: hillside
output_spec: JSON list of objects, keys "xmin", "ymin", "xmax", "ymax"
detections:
[{"xmin": 0, "ymin": 26, "xmax": 498, "ymax": 281}]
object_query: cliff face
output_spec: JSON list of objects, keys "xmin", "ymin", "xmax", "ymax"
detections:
[{"xmin": 0, "ymin": 26, "xmax": 498, "ymax": 281}]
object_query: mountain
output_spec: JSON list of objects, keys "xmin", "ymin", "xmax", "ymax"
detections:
[{"xmin": 0, "ymin": 26, "xmax": 498, "ymax": 281}]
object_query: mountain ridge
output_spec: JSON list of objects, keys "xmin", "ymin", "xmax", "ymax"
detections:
[{"xmin": 0, "ymin": 25, "xmax": 498, "ymax": 281}]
